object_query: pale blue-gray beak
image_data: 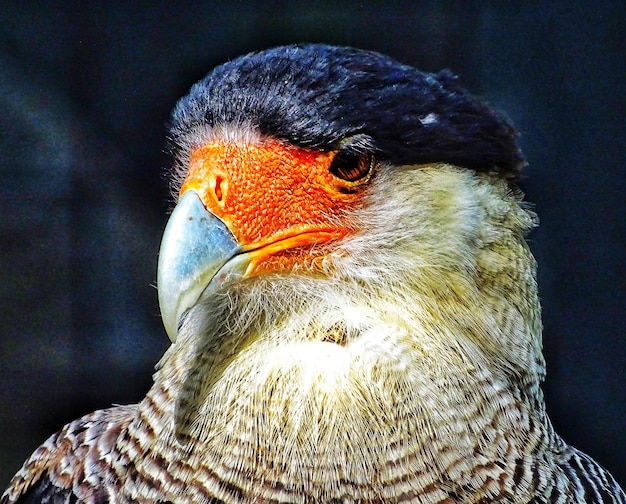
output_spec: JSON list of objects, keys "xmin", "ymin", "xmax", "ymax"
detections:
[{"xmin": 157, "ymin": 190, "xmax": 244, "ymax": 342}]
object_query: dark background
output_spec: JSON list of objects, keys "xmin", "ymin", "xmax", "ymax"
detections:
[{"xmin": 1, "ymin": 1, "xmax": 624, "ymax": 489}]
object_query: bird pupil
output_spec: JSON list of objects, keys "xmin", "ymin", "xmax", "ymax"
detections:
[{"xmin": 329, "ymin": 152, "xmax": 372, "ymax": 182}]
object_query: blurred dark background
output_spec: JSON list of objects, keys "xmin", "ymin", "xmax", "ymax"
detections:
[{"xmin": 1, "ymin": 1, "xmax": 624, "ymax": 489}]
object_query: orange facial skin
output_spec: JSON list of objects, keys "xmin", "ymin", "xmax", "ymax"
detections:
[{"xmin": 180, "ymin": 138, "xmax": 363, "ymax": 275}]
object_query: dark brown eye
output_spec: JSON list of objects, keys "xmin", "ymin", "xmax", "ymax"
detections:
[{"xmin": 329, "ymin": 152, "xmax": 373, "ymax": 183}]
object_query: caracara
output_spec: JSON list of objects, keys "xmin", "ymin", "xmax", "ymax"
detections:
[{"xmin": 3, "ymin": 44, "xmax": 624, "ymax": 504}]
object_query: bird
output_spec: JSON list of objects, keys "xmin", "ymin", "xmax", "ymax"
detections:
[{"xmin": 2, "ymin": 44, "xmax": 625, "ymax": 503}]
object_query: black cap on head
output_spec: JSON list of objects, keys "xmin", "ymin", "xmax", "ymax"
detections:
[{"xmin": 171, "ymin": 44, "xmax": 525, "ymax": 177}]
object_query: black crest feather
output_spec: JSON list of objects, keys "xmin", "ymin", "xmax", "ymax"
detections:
[{"xmin": 171, "ymin": 44, "xmax": 525, "ymax": 177}]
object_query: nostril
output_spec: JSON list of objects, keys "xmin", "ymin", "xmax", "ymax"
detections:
[{"xmin": 215, "ymin": 175, "xmax": 223, "ymax": 201}]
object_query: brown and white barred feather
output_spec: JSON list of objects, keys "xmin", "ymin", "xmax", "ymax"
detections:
[{"xmin": 1, "ymin": 407, "xmax": 136, "ymax": 503}]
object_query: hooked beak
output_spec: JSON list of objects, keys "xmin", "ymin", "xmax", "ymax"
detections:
[{"xmin": 157, "ymin": 190, "xmax": 244, "ymax": 342}]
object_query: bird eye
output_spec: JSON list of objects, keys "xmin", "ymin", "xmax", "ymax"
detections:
[{"xmin": 329, "ymin": 152, "xmax": 374, "ymax": 183}]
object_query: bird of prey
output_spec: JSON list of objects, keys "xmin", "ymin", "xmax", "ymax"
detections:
[{"xmin": 2, "ymin": 44, "xmax": 625, "ymax": 503}]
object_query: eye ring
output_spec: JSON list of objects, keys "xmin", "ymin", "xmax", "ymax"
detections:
[{"xmin": 329, "ymin": 151, "xmax": 374, "ymax": 183}]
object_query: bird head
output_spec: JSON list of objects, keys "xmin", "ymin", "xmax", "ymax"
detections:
[
  {"xmin": 157, "ymin": 44, "xmax": 542, "ymax": 409},
  {"xmin": 149, "ymin": 45, "xmax": 549, "ymax": 496}
]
